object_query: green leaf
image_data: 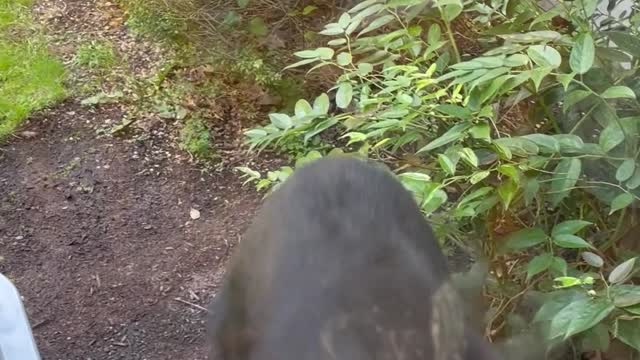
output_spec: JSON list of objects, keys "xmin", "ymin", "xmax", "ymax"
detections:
[
  {"xmin": 601, "ymin": 86, "xmax": 637, "ymax": 100},
  {"xmin": 552, "ymin": 220, "xmax": 592, "ymax": 237},
  {"xmin": 610, "ymin": 193, "xmax": 634, "ymax": 215},
  {"xmin": 438, "ymin": 154, "xmax": 456, "ymax": 175},
  {"xmin": 493, "ymin": 137, "xmax": 539, "ymax": 157},
  {"xmin": 563, "ymin": 90, "xmax": 591, "ymax": 113},
  {"xmin": 316, "ymin": 47, "xmax": 335, "ymax": 60},
  {"xmin": 342, "ymin": 132, "xmax": 367, "ymax": 145},
  {"xmin": 549, "ymin": 298, "xmax": 614, "ymax": 340},
  {"xmin": 615, "ymin": 318, "xmax": 640, "ymax": 352},
  {"xmin": 349, "ymin": 4, "xmax": 385, "ymax": 34},
  {"xmin": 522, "ymin": 134, "xmax": 560, "ymax": 153},
  {"xmin": 613, "ymin": 292, "xmax": 640, "ymax": 308},
  {"xmin": 553, "ymin": 276, "xmax": 582, "ymax": 289},
  {"xmin": 336, "ymin": 52, "xmax": 352, "ymax": 66},
  {"xmin": 504, "ymin": 227, "xmax": 547, "ymax": 251},
  {"xmin": 499, "ymin": 31, "xmax": 562, "ymax": 43},
  {"xmin": 436, "ymin": 69, "xmax": 470, "ymax": 83},
  {"xmin": 469, "ymin": 122, "xmax": 491, "ymax": 141},
  {"xmin": 529, "ymin": 67, "xmax": 553, "ymax": 91},
  {"xmin": 609, "ymin": 257, "xmax": 637, "ymax": 284},
  {"xmin": 407, "ymin": 25, "xmax": 422, "ymax": 37},
  {"xmin": 237, "ymin": 0, "xmax": 250, "ymax": 8},
  {"xmin": 359, "ymin": 14, "xmax": 395, "ymax": 36},
  {"xmin": 440, "ymin": 2, "xmax": 462, "ymax": 22},
  {"xmin": 457, "ymin": 187, "xmax": 492, "ymax": 212},
  {"xmin": 398, "ymin": 172, "xmax": 431, "ymax": 183},
  {"xmin": 302, "ymin": 5, "xmax": 318, "ymax": 15},
  {"xmin": 549, "ymin": 256, "xmax": 568, "ymax": 276},
  {"xmin": 553, "ymin": 234, "xmax": 592, "ymax": 249},
  {"xmin": 284, "ymin": 58, "xmax": 317, "ymax": 70},
  {"xmin": 338, "ymin": 13, "xmax": 351, "ymax": 28},
  {"xmin": 468, "ymin": 67, "xmax": 511, "ymax": 89},
  {"xmin": 336, "ymin": 82, "xmax": 353, "ymax": 109},
  {"xmin": 294, "ymin": 49, "xmax": 320, "ymax": 59},
  {"xmin": 470, "ymin": 170, "xmax": 491, "ymax": 184},
  {"xmin": 313, "ymin": 93, "xmax": 330, "ymax": 115},
  {"xmin": 295, "ymin": 150, "xmax": 323, "ymax": 168},
  {"xmin": 348, "ymin": 0, "xmax": 381, "ymax": 13},
  {"xmin": 434, "ymin": 104, "xmax": 472, "ymax": 119},
  {"xmin": 627, "ymin": 304, "xmax": 640, "ymax": 315},
  {"xmin": 626, "ymin": 168, "xmax": 640, "ymax": 190},
  {"xmin": 269, "ymin": 113, "xmax": 292, "ymax": 129},
  {"xmin": 498, "ymin": 164, "xmax": 519, "ymax": 181},
  {"xmin": 459, "ymin": 148, "xmax": 478, "ymax": 167},
  {"xmin": 248, "ymin": 17, "xmax": 268, "ymax": 37},
  {"xmin": 530, "ymin": 7, "xmax": 563, "ymax": 27},
  {"xmin": 504, "ymin": 54, "xmax": 529, "ymax": 67},
  {"xmin": 417, "ymin": 122, "xmax": 471, "ymax": 152},
  {"xmin": 570, "ymin": 33, "xmax": 595, "ymax": 74},
  {"xmin": 555, "ymin": 134, "xmax": 585, "ymax": 153},
  {"xmin": 319, "ymin": 27, "xmax": 345, "ymax": 36},
  {"xmin": 582, "ymin": 252, "xmax": 604, "ymax": 268},
  {"xmin": 527, "ymin": 253, "xmax": 553, "ymax": 281},
  {"xmin": 421, "ymin": 186, "xmax": 448, "ymax": 214},
  {"xmin": 549, "ymin": 158, "xmax": 582, "ymax": 207},
  {"xmin": 294, "ymin": 99, "xmax": 313, "ymax": 119},
  {"xmin": 534, "ymin": 290, "xmax": 586, "ymax": 322},
  {"xmin": 617, "ymin": 159, "xmax": 636, "ymax": 182},
  {"xmin": 557, "ymin": 73, "xmax": 576, "ymax": 91},
  {"xmin": 498, "ymin": 179, "xmax": 518, "ymax": 209},
  {"xmin": 600, "ymin": 122, "xmax": 624, "ymax": 153},
  {"xmin": 527, "ymin": 45, "xmax": 562, "ymax": 68},
  {"xmin": 327, "ymin": 38, "xmax": 347, "ymax": 46},
  {"xmin": 427, "ymin": 24, "xmax": 441, "ymax": 44},
  {"xmin": 357, "ymin": 63, "xmax": 373, "ymax": 75},
  {"xmin": 451, "ymin": 56, "xmax": 505, "ymax": 70},
  {"xmin": 606, "ymin": 31, "xmax": 640, "ymax": 58},
  {"xmin": 576, "ymin": 0, "xmax": 598, "ymax": 17},
  {"xmin": 245, "ymin": 128, "xmax": 268, "ymax": 139}
]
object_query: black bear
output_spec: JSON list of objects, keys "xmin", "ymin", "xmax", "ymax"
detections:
[{"xmin": 208, "ymin": 156, "xmax": 501, "ymax": 360}]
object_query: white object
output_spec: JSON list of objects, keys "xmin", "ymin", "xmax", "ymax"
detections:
[{"xmin": 0, "ymin": 273, "xmax": 41, "ymax": 360}]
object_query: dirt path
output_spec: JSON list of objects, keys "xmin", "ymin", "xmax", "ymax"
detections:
[
  {"xmin": 0, "ymin": 103, "xmax": 260, "ymax": 359},
  {"xmin": 0, "ymin": 1, "xmax": 263, "ymax": 359}
]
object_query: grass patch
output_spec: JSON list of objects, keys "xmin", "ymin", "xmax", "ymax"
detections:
[
  {"xmin": 74, "ymin": 40, "xmax": 116, "ymax": 69},
  {"xmin": 118, "ymin": 0, "xmax": 188, "ymax": 43},
  {"xmin": 0, "ymin": 0, "xmax": 65, "ymax": 140},
  {"xmin": 179, "ymin": 117, "xmax": 214, "ymax": 159}
]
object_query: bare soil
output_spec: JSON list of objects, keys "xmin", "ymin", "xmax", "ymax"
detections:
[{"xmin": 0, "ymin": 101, "xmax": 261, "ymax": 359}]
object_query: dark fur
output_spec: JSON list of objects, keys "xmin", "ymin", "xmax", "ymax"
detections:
[{"xmin": 208, "ymin": 157, "xmax": 501, "ymax": 360}]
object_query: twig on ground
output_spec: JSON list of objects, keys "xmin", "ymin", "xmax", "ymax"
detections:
[{"xmin": 174, "ymin": 297, "xmax": 209, "ymax": 312}]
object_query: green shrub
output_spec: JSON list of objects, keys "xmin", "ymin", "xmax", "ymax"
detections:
[
  {"xmin": 242, "ymin": 0, "xmax": 640, "ymax": 354},
  {"xmin": 179, "ymin": 118, "xmax": 213, "ymax": 159},
  {"xmin": 74, "ymin": 40, "xmax": 116, "ymax": 69}
]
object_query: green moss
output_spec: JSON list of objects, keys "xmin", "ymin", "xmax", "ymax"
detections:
[{"xmin": 0, "ymin": 0, "xmax": 65, "ymax": 140}]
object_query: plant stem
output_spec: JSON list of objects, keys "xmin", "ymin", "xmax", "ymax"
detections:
[{"xmin": 443, "ymin": 20, "xmax": 461, "ymax": 63}]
